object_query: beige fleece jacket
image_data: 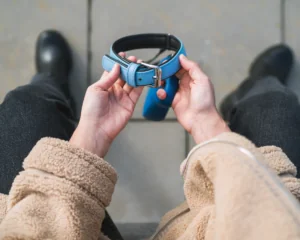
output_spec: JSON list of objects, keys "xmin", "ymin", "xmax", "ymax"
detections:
[{"xmin": 1, "ymin": 132, "xmax": 300, "ymax": 239}]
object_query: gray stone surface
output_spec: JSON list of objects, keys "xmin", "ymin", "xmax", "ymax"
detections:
[
  {"xmin": 92, "ymin": 0, "xmax": 281, "ymax": 119},
  {"xmin": 117, "ymin": 223, "xmax": 158, "ymax": 240},
  {"xmin": 106, "ymin": 121, "xmax": 186, "ymax": 223},
  {"xmin": 285, "ymin": 0, "xmax": 300, "ymax": 98},
  {"xmin": 0, "ymin": 0, "xmax": 87, "ymax": 115}
]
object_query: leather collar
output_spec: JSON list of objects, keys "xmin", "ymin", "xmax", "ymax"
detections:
[{"xmin": 102, "ymin": 33, "xmax": 186, "ymax": 87}]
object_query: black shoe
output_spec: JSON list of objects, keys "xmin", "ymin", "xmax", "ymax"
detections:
[
  {"xmin": 249, "ymin": 44, "xmax": 293, "ymax": 84},
  {"xmin": 220, "ymin": 44, "xmax": 294, "ymax": 122},
  {"xmin": 35, "ymin": 30, "xmax": 72, "ymax": 79}
]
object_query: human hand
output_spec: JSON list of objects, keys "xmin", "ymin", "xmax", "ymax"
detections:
[
  {"xmin": 70, "ymin": 54, "xmax": 144, "ymax": 157},
  {"xmin": 157, "ymin": 55, "xmax": 230, "ymax": 144}
]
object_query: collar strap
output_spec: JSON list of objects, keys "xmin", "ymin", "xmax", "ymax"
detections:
[{"xmin": 102, "ymin": 34, "xmax": 186, "ymax": 87}]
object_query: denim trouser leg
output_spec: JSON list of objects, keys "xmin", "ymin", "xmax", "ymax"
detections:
[
  {"xmin": 229, "ymin": 76, "xmax": 300, "ymax": 175},
  {"xmin": 0, "ymin": 73, "xmax": 76, "ymax": 193}
]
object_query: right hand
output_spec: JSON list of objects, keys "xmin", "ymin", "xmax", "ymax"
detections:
[{"xmin": 157, "ymin": 55, "xmax": 230, "ymax": 144}]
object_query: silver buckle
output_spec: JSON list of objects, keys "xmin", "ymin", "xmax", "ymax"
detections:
[{"xmin": 140, "ymin": 62, "xmax": 162, "ymax": 88}]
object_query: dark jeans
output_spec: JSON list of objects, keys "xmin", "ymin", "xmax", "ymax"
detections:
[
  {"xmin": 0, "ymin": 73, "xmax": 123, "ymax": 240},
  {"xmin": 229, "ymin": 76, "xmax": 300, "ymax": 175},
  {"xmin": 0, "ymin": 73, "xmax": 76, "ymax": 194}
]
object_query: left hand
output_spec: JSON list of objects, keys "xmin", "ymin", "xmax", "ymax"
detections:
[
  {"xmin": 70, "ymin": 54, "xmax": 144, "ymax": 157},
  {"xmin": 157, "ymin": 55, "xmax": 230, "ymax": 143}
]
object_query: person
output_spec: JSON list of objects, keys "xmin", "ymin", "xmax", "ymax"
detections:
[{"xmin": 0, "ymin": 30, "xmax": 300, "ymax": 240}]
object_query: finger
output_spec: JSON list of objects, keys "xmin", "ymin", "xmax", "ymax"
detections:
[
  {"xmin": 175, "ymin": 70, "xmax": 191, "ymax": 89},
  {"xmin": 128, "ymin": 55, "xmax": 137, "ymax": 63},
  {"xmin": 119, "ymin": 52, "xmax": 126, "ymax": 58},
  {"xmin": 129, "ymin": 86, "xmax": 144, "ymax": 104},
  {"xmin": 123, "ymin": 83, "xmax": 134, "ymax": 94},
  {"xmin": 179, "ymin": 55, "xmax": 207, "ymax": 81},
  {"xmin": 175, "ymin": 65, "xmax": 190, "ymax": 89},
  {"xmin": 157, "ymin": 89, "xmax": 167, "ymax": 100},
  {"xmin": 175, "ymin": 68, "xmax": 187, "ymax": 79},
  {"xmin": 118, "ymin": 52, "xmax": 137, "ymax": 63},
  {"xmin": 116, "ymin": 77, "xmax": 126, "ymax": 88},
  {"xmin": 94, "ymin": 64, "xmax": 120, "ymax": 90}
]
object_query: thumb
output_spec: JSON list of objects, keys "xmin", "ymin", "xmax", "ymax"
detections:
[
  {"xmin": 94, "ymin": 64, "xmax": 120, "ymax": 90},
  {"xmin": 157, "ymin": 89, "xmax": 167, "ymax": 100},
  {"xmin": 179, "ymin": 55, "xmax": 207, "ymax": 82}
]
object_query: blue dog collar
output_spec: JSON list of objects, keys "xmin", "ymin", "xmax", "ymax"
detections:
[{"xmin": 102, "ymin": 34, "xmax": 186, "ymax": 87}]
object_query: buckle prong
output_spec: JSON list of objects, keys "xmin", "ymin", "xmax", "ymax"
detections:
[{"xmin": 140, "ymin": 62, "xmax": 162, "ymax": 88}]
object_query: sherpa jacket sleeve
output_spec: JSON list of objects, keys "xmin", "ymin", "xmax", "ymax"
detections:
[
  {"xmin": 180, "ymin": 132, "xmax": 300, "ymax": 240},
  {"xmin": 0, "ymin": 137, "xmax": 117, "ymax": 240}
]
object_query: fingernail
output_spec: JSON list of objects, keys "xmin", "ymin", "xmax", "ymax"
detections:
[
  {"xmin": 111, "ymin": 64, "xmax": 119, "ymax": 72},
  {"xmin": 180, "ymin": 54, "xmax": 187, "ymax": 60}
]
